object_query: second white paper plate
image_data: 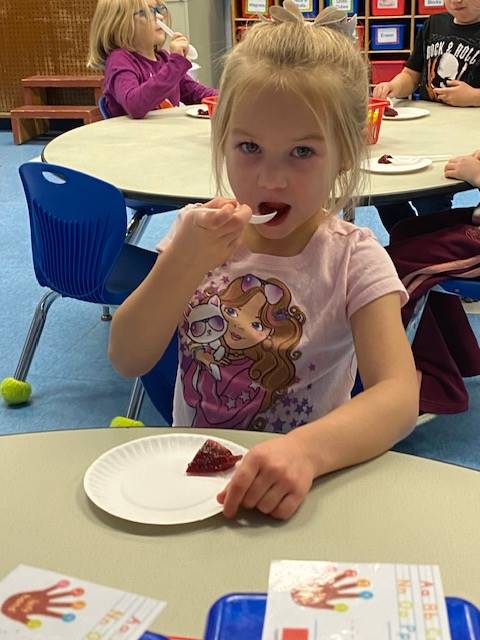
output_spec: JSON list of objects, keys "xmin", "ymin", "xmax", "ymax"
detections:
[
  {"xmin": 383, "ymin": 107, "xmax": 430, "ymax": 120},
  {"xmin": 362, "ymin": 156, "xmax": 432, "ymax": 174}
]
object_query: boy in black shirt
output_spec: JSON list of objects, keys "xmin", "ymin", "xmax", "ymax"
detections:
[{"xmin": 372, "ymin": 0, "xmax": 480, "ymax": 232}]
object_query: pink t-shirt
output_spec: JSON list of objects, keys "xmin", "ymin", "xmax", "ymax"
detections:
[{"xmin": 158, "ymin": 216, "xmax": 408, "ymax": 432}]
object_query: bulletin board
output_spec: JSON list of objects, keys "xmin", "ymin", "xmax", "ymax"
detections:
[{"xmin": 0, "ymin": 1, "xmax": 99, "ymax": 114}]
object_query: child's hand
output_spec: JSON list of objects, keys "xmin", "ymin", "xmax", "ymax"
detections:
[
  {"xmin": 170, "ymin": 32, "xmax": 190, "ymax": 57},
  {"xmin": 444, "ymin": 154, "xmax": 480, "ymax": 187},
  {"xmin": 217, "ymin": 435, "xmax": 315, "ymax": 520},
  {"xmin": 171, "ymin": 198, "xmax": 251, "ymax": 273},
  {"xmin": 434, "ymin": 80, "xmax": 480, "ymax": 107},
  {"xmin": 372, "ymin": 82, "xmax": 394, "ymax": 99}
]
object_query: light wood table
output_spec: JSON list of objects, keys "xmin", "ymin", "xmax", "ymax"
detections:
[
  {"xmin": 1, "ymin": 427, "xmax": 479, "ymax": 638},
  {"xmin": 42, "ymin": 101, "xmax": 478, "ymax": 208}
]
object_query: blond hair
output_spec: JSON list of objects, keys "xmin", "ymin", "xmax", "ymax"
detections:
[
  {"xmin": 87, "ymin": 0, "xmax": 171, "ymax": 70},
  {"xmin": 212, "ymin": 20, "xmax": 369, "ymax": 214}
]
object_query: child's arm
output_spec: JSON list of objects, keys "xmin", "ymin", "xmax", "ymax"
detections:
[
  {"xmin": 109, "ymin": 53, "xmax": 191, "ymax": 119},
  {"xmin": 109, "ymin": 200, "xmax": 251, "ymax": 377},
  {"xmin": 444, "ymin": 153, "xmax": 480, "ymax": 187},
  {"xmin": 372, "ymin": 68, "xmax": 421, "ymax": 99},
  {"xmin": 218, "ymin": 292, "xmax": 419, "ymax": 520},
  {"xmin": 179, "ymin": 74, "xmax": 218, "ymax": 107},
  {"xmin": 433, "ymin": 80, "xmax": 480, "ymax": 107}
]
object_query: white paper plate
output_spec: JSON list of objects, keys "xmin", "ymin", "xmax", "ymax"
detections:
[
  {"xmin": 383, "ymin": 107, "xmax": 430, "ymax": 120},
  {"xmin": 84, "ymin": 433, "xmax": 247, "ymax": 525},
  {"xmin": 362, "ymin": 156, "xmax": 432, "ymax": 174},
  {"xmin": 185, "ymin": 105, "xmax": 210, "ymax": 119}
]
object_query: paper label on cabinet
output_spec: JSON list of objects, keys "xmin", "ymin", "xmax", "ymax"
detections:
[
  {"xmin": 377, "ymin": 27, "xmax": 399, "ymax": 43},
  {"xmin": 378, "ymin": 0, "xmax": 399, "ymax": 8},
  {"xmin": 0, "ymin": 565, "xmax": 166, "ymax": 640},
  {"xmin": 424, "ymin": 0, "xmax": 444, "ymax": 6},
  {"xmin": 246, "ymin": 0, "xmax": 269, "ymax": 12},
  {"xmin": 329, "ymin": 0, "xmax": 353, "ymax": 11},
  {"xmin": 291, "ymin": 0, "xmax": 314, "ymax": 11},
  {"xmin": 261, "ymin": 560, "xmax": 452, "ymax": 640}
]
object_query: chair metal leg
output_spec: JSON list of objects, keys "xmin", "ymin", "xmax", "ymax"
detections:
[
  {"xmin": 125, "ymin": 377, "xmax": 146, "ymax": 421},
  {"xmin": 405, "ymin": 292, "xmax": 430, "ymax": 345},
  {"xmin": 14, "ymin": 290, "xmax": 60, "ymax": 380},
  {"xmin": 101, "ymin": 306, "xmax": 112, "ymax": 321},
  {"xmin": 126, "ymin": 210, "xmax": 150, "ymax": 245}
]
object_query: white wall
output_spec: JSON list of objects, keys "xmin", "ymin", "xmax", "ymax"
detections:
[{"xmin": 165, "ymin": 0, "xmax": 230, "ymax": 87}]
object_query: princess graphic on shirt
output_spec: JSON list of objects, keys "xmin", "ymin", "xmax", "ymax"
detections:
[{"xmin": 181, "ymin": 273, "xmax": 305, "ymax": 429}]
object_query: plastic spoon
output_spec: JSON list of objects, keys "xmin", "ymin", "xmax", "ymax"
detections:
[
  {"xmin": 179, "ymin": 204, "xmax": 277, "ymax": 225},
  {"xmin": 156, "ymin": 20, "xmax": 198, "ymax": 61},
  {"xmin": 388, "ymin": 154, "xmax": 451, "ymax": 165},
  {"xmin": 249, "ymin": 211, "xmax": 278, "ymax": 224}
]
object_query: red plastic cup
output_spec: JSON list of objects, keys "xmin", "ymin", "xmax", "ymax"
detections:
[{"xmin": 201, "ymin": 95, "xmax": 218, "ymax": 118}]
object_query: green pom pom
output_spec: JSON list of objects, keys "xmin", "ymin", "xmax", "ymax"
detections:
[
  {"xmin": 1, "ymin": 377, "xmax": 32, "ymax": 405},
  {"xmin": 110, "ymin": 416, "xmax": 145, "ymax": 428}
]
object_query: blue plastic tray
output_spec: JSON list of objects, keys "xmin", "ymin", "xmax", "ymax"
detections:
[{"xmin": 204, "ymin": 592, "xmax": 480, "ymax": 640}]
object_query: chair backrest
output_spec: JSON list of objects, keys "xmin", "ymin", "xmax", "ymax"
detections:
[
  {"xmin": 19, "ymin": 162, "xmax": 128, "ymax": 303},
  {"xmin": 437, "ymin": 279, "xmax": 480, "ymax": 300},
  {"xmin": 98, "ymin": 95, "xmax": 110, "ymax": 119},
  {"xmin": 141, "ymin": 332, "xmax": 178, "ymax": 425}
]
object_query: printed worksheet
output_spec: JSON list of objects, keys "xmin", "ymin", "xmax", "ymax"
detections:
[
  {"xmin": 262, "ymin": 560, "xmax": 452, "ymax": 640},
  {"xmin": 0, "ymin": 565, "xmax": 165, "ymax": 639}
]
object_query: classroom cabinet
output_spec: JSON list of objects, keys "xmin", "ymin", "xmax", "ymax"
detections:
[{"xmin": 229, "ymin": 0, "xmax": 445, "ymax": 84}]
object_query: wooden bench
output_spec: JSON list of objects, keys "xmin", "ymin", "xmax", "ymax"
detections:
[{"xmin": 10, "ymin": 75, "xmax": 103, "ymax": 144}]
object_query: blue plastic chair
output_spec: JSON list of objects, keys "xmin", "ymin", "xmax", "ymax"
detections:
[
  {"xmin": 113, "ymin": 332, "xmax": 178, "ymax": 426},
  {"xmin": 98, "ymin": 94, "xmax": 110, "ymax": 120},
  {"xmin": 0, "ymin": 162, "xmax": 158, "ymax": 406},
  {"xmin": 97, "ymin": 94, "xmax": 174, "ymax": 246}
]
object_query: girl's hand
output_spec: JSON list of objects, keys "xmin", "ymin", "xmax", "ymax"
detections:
[
  {"xmin": 434, "ymin": 80, "xmax": 480, "ymax": 107},
  {"xmin": 170, "ymin": 198, "xmax": 251, "ymax": 274},
  {"xmin": 372, "ymin": 82, "xmax": 394, "ymax": 99},
  {"xmin": 217, "ymin": 435, "xmax": 315, "ymax": 520},
  {"xmin": 170, "ymin": 32, "xmax": 190, "ymax": 57},
  {"xmin": 444, "ymin": 154, "xmax": 480, "ymax": 187}
]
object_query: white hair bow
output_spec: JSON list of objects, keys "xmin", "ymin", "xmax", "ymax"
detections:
[{"xmin": 268, "ymin": 0, "xmax": 357, "ymax": 42}]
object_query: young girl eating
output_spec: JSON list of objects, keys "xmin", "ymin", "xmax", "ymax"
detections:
[
  {"xmin": 109, "ymin": 1, "xmax": 419, "ymax": 520},
  {"xmin": 87, "ymin": 0, "xmax": 217, "ymax": 118}
]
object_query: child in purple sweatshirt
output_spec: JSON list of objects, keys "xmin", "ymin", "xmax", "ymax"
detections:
[{"xmin": 87, "ymin": 0, "xmax": 217, "ymax": 119}]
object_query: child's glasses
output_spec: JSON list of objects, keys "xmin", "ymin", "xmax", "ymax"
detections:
[
  {"xmin": 190, "ymin": 316, "xmax": 226, "ymax": 338},
  {"xmin": 134, "ymin": 4, "xmax": 168, "ymax": 19}
]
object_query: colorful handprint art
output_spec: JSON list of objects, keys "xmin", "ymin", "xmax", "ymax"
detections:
[
  {"xmin": 291, "ymin": 569, "xmax": 373, "ymax": 612},
  {"xmin": 1, "ymin": 579, "xmax": 85, "ymax": 629}
]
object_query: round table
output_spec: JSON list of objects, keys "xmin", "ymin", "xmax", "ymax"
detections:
[
  {"xmin": 42, "ymin": 101, "xmax": 478, "ymax": 208},
  {"xmin": 1, "ymin": 427, "xmax": 479, "ymax": 637}
]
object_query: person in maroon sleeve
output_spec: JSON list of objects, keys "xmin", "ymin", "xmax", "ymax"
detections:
[{"xmin": 87, "ymin": 0, "xmax": 217, "ymax": 119}]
